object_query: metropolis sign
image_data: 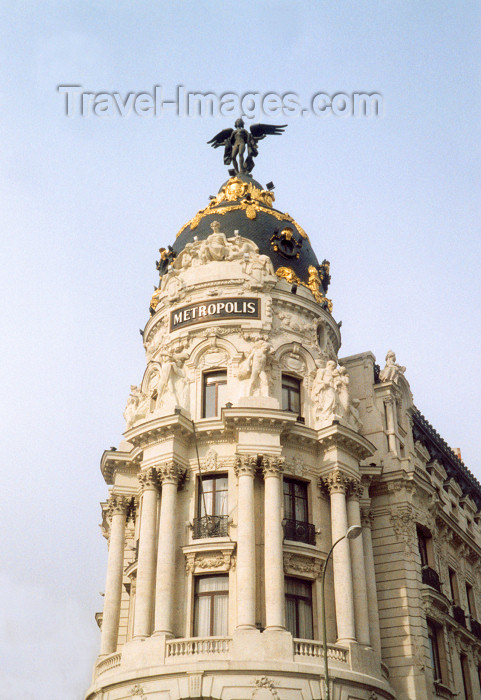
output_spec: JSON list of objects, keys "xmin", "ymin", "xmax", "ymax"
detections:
[{"xmin": 170, "ymin": 297, "xmax": 260, "ymax": 331}]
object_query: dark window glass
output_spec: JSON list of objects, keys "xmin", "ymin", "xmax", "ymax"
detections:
[
  {"xmin": 449, "ymin": 568, "xmax": 459, "ymax": 604},
  {"xmin": 283, "ymin": 478, "xmax": 308, "ymax": 523},
  {"xmin": 198, "ymin": 475, "xmax": 228, "ymax": 517},
  {"xmin": 466, "ymin": 583, "xmax": 476, "ymax": 618},
  {"xmin": 282, "ymin": 374, "xmax": 301, "ymax": 414},
  {"xmin": 427, "ymin": 620, "xmax": 442, "ymax": 681},
  {"xmin": 461, "ymin": 654, "xmax": 473, "ymax": 700},
  {"xmin": 285, "ymin": 577, "xmax": 313, "ymax": 639},
  {"xmin": 194, "ymin": 575, "xmax": 229, "ymax": 637},
  {"xmin": 417, "ymin": 528, "xmax": 429, "ymax": 567},
  {"xmin": 203, "ymin": 370, "xmax": 227, "ymax": 418}
]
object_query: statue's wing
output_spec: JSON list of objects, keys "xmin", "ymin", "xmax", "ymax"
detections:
[
  {"xmin": 249, "ymin": 123, "xmax": 287, "ymax": 141},
  {"xmin": 207, "ymin": 128, "xmax": 234, "ymax": 148}
]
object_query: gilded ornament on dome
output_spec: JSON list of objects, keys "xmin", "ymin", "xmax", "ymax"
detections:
[
  {"xmin": 275, "ymin": 266, "xmax": 333, "ymax": 313},
  {"xmin": 270, "ymin": 227, "xmax": 302, "ymax": 259}
]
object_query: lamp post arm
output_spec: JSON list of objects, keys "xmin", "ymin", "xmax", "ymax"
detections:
[{"xmin": 321, "ymin": 534, "xmax": 346, "ymax": 700}]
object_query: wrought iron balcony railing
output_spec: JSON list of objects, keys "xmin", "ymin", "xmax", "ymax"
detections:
[
  {"xmin": 452, "ymin": 604, "xmax": 466, "ymax": 627},
  {"xmin": 421, "ymin": 565, "xmax": 441, "ymax": 592},
  {"xmin": 283, "ymin": 518, "xmax": 316, "ymax": 545},
  {"xmin": 470, "ymin": 616, "xmax": 481, "ymax": 640},
  {"xmin": 192, "ymin": 515, "xmax": 229, "ymax": 539}
]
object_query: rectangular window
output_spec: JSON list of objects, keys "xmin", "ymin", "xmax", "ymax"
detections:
[
  {"xmin": 283, "ymin": 478, "xmax": 308, "ymax": 523},
  {"xmin": 427, "ymin": 620, "xmax": 442, "ymax": 682},
  {"xmin": 202, "ymin": 370, "xmax": 227, "ymax": 418},
  {"xmin": 194, "ymin": 575, "xmax": 229, "ymax": 637},
  {"xmin": 194, "ymin": 474, "xmax": 229, "ymax": 539},
  {"xmin": 282, "ymin": 374, "xmax": 301, "ymax": 414},
  {"xmin": 449, "ymin": 568, "xmax": 459, "ymax": 604},
  {"xmin": 461, "ymin": 654, "xmax": 473, "ymax": 700},
  {"xmin": 417, "ymin": 529, "xmax": 429, "ymax": 567},
  {"xmin": 466, "ymin": 583, "xmax": 476, "ymax": 619},
  {"xmin": 285, "ymin": 577, "xmax": 313, "ymax": 639}
]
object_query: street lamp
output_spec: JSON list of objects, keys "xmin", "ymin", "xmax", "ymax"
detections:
[{"xmin": 320, "ymin": 524, "xmax": 362, "ymax": 700}]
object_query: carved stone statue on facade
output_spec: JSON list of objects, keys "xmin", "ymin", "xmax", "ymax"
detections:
[
  {"xmin": 151, "ymin": 350, "xmax": 190, "ymax": 412},
  {"xmin": 123, "ymin": 385, "xmax": 149, "ymax": 430},
  {"xmin": 311, "ymin": 361, "xmax": 362, "ymax": 430},
  {"xmin": 379, "ymin": 350, "xmax": 406, "ymax": 384},
  {"xmin": 240, "ymin": 339, "xmax": 274, "ymax": 397}
]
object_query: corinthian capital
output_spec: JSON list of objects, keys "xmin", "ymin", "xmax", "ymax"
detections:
[
  {"xmin": 157, "ymin": 461, "xmax": 186, "ymax": 485},
  {"xmin": 347, "ymin": 480, "xmax": 364, "ymax": 500},
  {"xmin": 262, "ymin": 455, "xmax": 285, "ymax": 478},
  {"xmin": 138, "ymin": 467, "xmax": 159, "ymax": 492},
  {"xmin": 322, "ymin": 468, "xmax": 353, "ymax": 495},
  {"xmin": 235, "ymin": 454, "xmax": 258, "ymax": 478},
  {"xmin": 107, "ymin": 494, "xmax": 129, "ymax": 518}
]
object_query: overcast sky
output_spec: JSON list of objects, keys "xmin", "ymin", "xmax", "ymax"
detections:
[{"xmin": 1, "ymin": 2, "xmax": 480, "ymax": 698}]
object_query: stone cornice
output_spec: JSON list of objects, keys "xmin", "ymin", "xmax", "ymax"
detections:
[
  {"xmin": 223, "ymin": 407, "xmax": 297, "ymax": 434},
  {"xmin": 124, "ymin": 412, "xmax": 194, "ymax": 449},
  {"xmin": 316, "ymin": 423, "xmax": 376, "ymax": 462},
  {"xmin": 101, "ymin": 447, "xmax": 143, "ymax": 485}
]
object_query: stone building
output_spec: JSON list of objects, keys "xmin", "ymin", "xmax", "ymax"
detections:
[{"xmin": 85, "ymin": 166, "xmax": 481, "ymax": 700}]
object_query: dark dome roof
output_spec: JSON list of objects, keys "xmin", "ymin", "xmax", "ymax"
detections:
[{"xmin": 172, "ymin": 175, "xmax": 330, "ymax": 300}]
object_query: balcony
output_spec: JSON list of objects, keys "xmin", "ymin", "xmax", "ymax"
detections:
[
  {"xmin": 452, "ymin": 605, "xmax": 466, "ymax": 627},
  {"xmin": 192, "ymin": 515, "xmax": 229, "ymax": 539},
  {"xmin": 470, "ymin": 616, "xmax": 481, "ymax": 640},
  {"xmin": 283, "ymin": 519, "xmax": 316, "ymax": 545},
  {"xmin": 422, "ymin": 566, "xmax": 441, "ymax": 592}
]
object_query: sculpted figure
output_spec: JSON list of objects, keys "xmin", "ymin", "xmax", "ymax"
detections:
[
  {"xmin": 123, "ymin": 385, "xmax": 140, "ymax": 429},
  {"xmin": 379, "ymin": 350, "xmax": 406, "ymax": 384},
  {"xmin": 152, "ymin": 350, "xmax": 189, "ymax": 410},
  {"xmin": 243, "ymin": 339, "xmax": 273, "ymax": 397},
  {"xmin": 199, "ymin": 224, "xmax": 229, "ymax": 263},
  {"xmin": 312, "ymin": 361, "xmax": 339, "ymax": 422}
]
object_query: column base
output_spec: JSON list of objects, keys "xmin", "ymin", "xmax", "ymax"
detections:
[
  {"xmin": 235, "ymin": 624, "xmax": 257, "ymax": 630},
  {"xmin": 152, "ymin": 630, "xmax": 174, "ymax": 638}
]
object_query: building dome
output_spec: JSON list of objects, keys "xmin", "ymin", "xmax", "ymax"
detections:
[{"xmin": 171, "ymin": 174, "xmax": 331, "ymax": 309}]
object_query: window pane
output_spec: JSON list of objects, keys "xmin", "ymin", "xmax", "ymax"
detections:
[
  {"xmin": 204, "ymin": 383, "xmax": 216, "ymax": 418},
  {"xmin": 194, "ymin": 595, "xmax": 211, "ymax": 636},
  {"xmin": 285, "ymin": 597, "xmax": 297, "ymax": 636},
  {"xmin": 282, "ymin": 386, "xmax": 290, "ymax": 411},
  {"xmin": 298, "ymin": 599, "xmax": 313, "ymax": 639},
  {"xmin": 212, "ymin": 593, "xmax": 228, "ymax": 636},
  {"xmin": 290, "ymin": 389, "xmax": 300, "ymax": 414},
  {"xmin": 217, "ymin": 380, "xmax": 228, "ymax": 411},
  {"xmin": 197, "ymin": 575, "xmax": 228, "ymax": 592}
]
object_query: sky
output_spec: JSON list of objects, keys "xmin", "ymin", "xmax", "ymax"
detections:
[{"xmin": 1, "ymin": 2, "xmax": 480, "ymax": 698}]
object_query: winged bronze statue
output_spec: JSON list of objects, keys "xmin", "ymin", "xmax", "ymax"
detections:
[{"xmin": 207, "ymin": 119, "xmax": 287, "ymax": 174}]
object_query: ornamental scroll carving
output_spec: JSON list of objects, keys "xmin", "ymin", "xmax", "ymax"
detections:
[
  {"xmin": 284, "ymin": 553, "xmax": 322, "ymax": 579},
  {"xmin": 262, "ymin": 456, "xmax": 284, "ymax": 477},
  {"xmin": 106, "ymin": 494, "xmax": 129, "ymax": 519},
  {"xmin": 157, "ymin": 461, "xmax": 186, "ymax": 485},
  {"xmin": 185, "ymin": 549, "xmax": 236, "ymax": 574},
  {"xmin": 138, "ymin": 467, "xmax": 159, "ymax": 491},
  {"xmin": 390, "ymin": 506, "xmax": 416, "ymax": 558},
  {"xmin": 235, "ymin": 454, "xmax": 259, "ymax": 477},
  {"xmin": 321, "ymin": 468, "xmax": 356, "ymax": 495}
]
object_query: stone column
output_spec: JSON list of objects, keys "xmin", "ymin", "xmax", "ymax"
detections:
[
  {"xmin": 154, "ymin": 461, "xmax": 184, "ymax": 637},
  {"xmin": 133, "ymin": 468, "xmax": 159, "ymax": 639},
  {"xmin": 361, "ymin": 507, "xmax": 382, "ymax": 657},
  {"xmin": 263, "ymin": 456, "xmax": 285, "ymax": 631},
  {"xmin": 100, "ymin": 495, "xmax": 128, "ymax": 655},
  {"xmin": 235, "ymin": 455, "xmax": 257, "ymax": 629},
  {"xmin": 346, "ymin": 484, "xmax": 370, "ymax": 646},
  {"xmin": 324, "ymin": 469, "xmax": 356, "ymax": 643},
  {"xmin": 384, "ymin": 397, "xmax": 397, "ymax": 453}
]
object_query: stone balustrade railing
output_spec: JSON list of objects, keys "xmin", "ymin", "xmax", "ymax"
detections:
[
  {"xmin": 293, "ymin": 639, "xmax": 348, "ymax": 664},
  {"xmin": 166, "ymin": 637, "xmax": 231, "ymax": 658},
  {"xmin": 96, "ymin": 651, "xmax": 122, "ymax": 676}
]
